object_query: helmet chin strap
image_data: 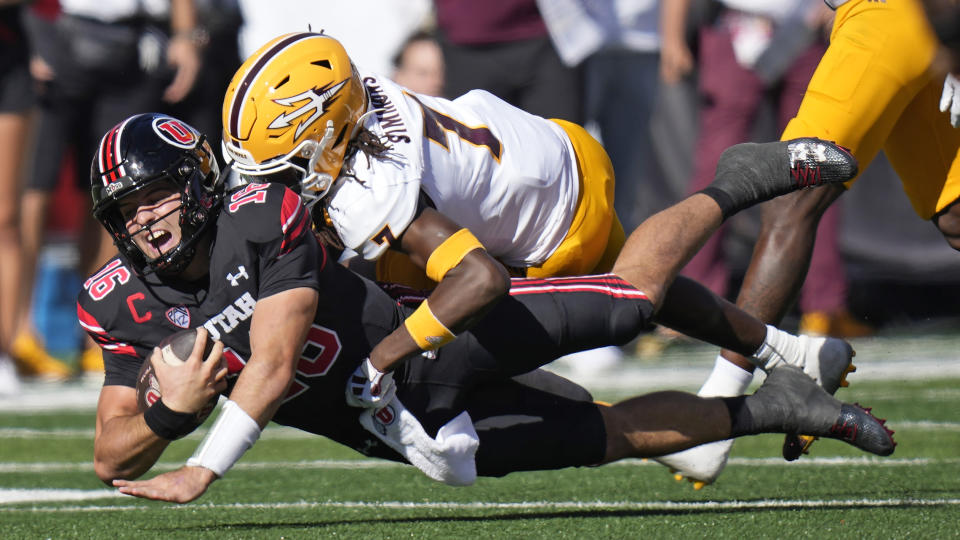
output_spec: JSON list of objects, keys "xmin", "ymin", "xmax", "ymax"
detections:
[
  {"xmin": 297, "ymin": 108, "xmax": 386, "ymax": 209},
  {"xmin": 299, "ymin": 120, "xmax": 336, "ymax": 209}
]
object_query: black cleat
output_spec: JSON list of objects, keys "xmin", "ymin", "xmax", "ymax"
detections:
[
  {"xmin": 782, "ymin": 138, "xmax": 859, "ymax": 188},
  {"xmin": 707, "ymin": 138, "xmax": 858, "ymax": 217},
  {"xmin": 780, "ymin": 338, "xmax": 858, "ymax": 461},
  {"xmin": 747, "ymin": 366, "xmax": 895, "ymax": 457},
  {"xmin": 825, "ymin": 403, "xmax": 896, "ymax": 457}
]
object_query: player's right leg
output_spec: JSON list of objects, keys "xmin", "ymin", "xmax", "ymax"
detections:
[
  {"xmin": 650, "ymin": 301, "xmax": 857, "ymax": 486},
  {"xmin": 598, "ymin": 364, "xmax": 895, "ymax": 464}
]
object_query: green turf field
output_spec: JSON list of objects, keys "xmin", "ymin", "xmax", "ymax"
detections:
[{"xmin": 1, "ymin": 375, "xmax": 958, "ymax": 539}]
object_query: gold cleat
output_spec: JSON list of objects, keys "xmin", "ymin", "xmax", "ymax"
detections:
[
  {"xmin": 799, "ymin": 309, "xmax": 873, "ymax": 339},
  {"xmin": 839, "ymin": 362, "xmax": 857, "ymax": 388},
  {"xmin": 795, "ymin": 435, "xmax": 818, "ymax": 455},
  {"xmin": 672, "ymin": 471, "xmax": 709, "ymax": 490},
  {"xmin": 11, "ymin": 333, "xmax": 73, "ymax": 381},
  {"xmin": 79, "ymin": 347, "xmax": 104, "ymax": 372}
]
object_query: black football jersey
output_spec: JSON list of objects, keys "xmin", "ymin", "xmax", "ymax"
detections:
[
  {"xmin": 78, "ymin": 183, "xmax": 653, "ymax": 469},
  {"xmin": 78, "ymin": 182, "xmax": 405, "ymax": 451}
]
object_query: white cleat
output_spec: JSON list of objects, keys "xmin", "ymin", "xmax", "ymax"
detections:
[
  {"xmin": 654, "ymin": 439, "xmax": 732, "ymax": 489},
  {"xmin": 755, "ymin": 329, "xmax": 857, "ymax": 394},
  {"xmin": 792, "ymin": 336, "xmax": 856, "ymax": 394},
  {"xmin": 653, "ymin": 355, "xmax": 753, "ymax": 489},
  {"xmin": 0, "ymin": 354, "xmax": 21, "ymax": 396}
]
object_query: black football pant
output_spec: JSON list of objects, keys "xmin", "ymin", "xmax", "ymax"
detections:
[{"xmin": 396, "ymin": 274, "xmax": 655, "ymax": 476}]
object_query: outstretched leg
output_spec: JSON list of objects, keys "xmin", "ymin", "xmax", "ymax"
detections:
[
  {"xmin": 612, "ymin": 139, "xmax": 856, "ymax": 311},
  {"xmin": 598, "ymin": 365, "xmax": 895, "ymax": 464},
  {"xmin": 611, "ymin": 144, "xmax": 855, "ymax": 485}
]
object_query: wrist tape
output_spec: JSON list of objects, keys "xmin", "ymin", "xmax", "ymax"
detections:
[
  {"xmin": 143, "ymin": 399, "xmax": 199, "ymax": 440},
  {"xmin": 186, "ymin": 399, "xmax": 261, "ymax": 477},
  {"xmin": 404, "ymin": 299, "xmax": 456, "ymax": 351}
]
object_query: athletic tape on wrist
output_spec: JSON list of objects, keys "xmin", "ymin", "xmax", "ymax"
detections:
[
  {"xmin": 404, "ymin": 299, "xmax": 456, "ymax": 351},
  {"xmin": 185, "ymin": 399, "xmax": 261, "ymax": 477},
  {"xmin": 425, "ymin": 228, "xmax": 484, "ymax": 282},
  {"xmin": 143, "ymin": 398, "xmax": 199, "ymax": 440},
  {"xmin": 696, "ymin": 187, "xmax": 737, "ymax": 220}
]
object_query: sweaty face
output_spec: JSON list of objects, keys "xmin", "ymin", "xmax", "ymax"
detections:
[{"xmin": 118, "ymin": 181, "xmax": 184, "ymax": 261}]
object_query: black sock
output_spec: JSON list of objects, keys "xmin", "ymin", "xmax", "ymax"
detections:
[{"xmin": 722, "ymin": 395, "xmax": 755, "ymax": 437}]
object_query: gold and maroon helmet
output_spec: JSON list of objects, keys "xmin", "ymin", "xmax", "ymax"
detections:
[{"xmin": 221, "ymin": 32, "xmax": 368, "ymax": 206}]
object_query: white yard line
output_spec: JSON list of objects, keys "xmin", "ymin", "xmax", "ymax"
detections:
[
  {"xmin": 1, "ymin": 493, "xmax": 958, "ymax": 511},
  {"xmin": 0, "ymin": 489, "xmax": 126, "ymax": 504},
  {"xmin": 0, "ymin": 425, "xmax": 321, "ymax": 439},
  {"xmin": 2, "ymin": 456, "xmax": 959, "ymax": 475}
]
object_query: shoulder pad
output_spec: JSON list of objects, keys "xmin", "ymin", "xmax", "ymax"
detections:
[
  {"xmin": 326, "ymin": 176, "xmax": 420, "ymax": 260},
  {"xmin": 222, "ymin": 183, "xmax": 312, "ymax": 244}
]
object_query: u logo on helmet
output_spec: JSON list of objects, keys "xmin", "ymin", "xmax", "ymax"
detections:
[
  {"xmin": 268, "ymin": 79, "xmax": 349, "ymax": 140},
  {"xmin": 153, "ymin": 117, "xmax": 198, "ymax": 149}
]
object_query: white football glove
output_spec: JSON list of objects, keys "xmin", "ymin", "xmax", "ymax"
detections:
[
  {"xmin": 940, "ymin": 73, "xmax": 960, "ymax": 128},
  {"xmin": 345, "ymin": 358, "xmax": 396, "ymax": 408}
]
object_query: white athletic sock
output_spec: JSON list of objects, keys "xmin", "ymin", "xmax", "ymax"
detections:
[
  {"xmin": 697, "ymin": 354, "xmax": 754, "ymax": 397},
  {"xmin": 752, "ymin": 324, "xmax": 805, "ymax": 372}
]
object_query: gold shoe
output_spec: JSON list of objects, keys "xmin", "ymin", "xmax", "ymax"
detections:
[
  {"xmin": 635, "ymin": 326, "xmax": 686, "ymax": 359},
  {"xmin": 11, "ymin": 333, "xmax": 73, "ymax": 380},
  {"xmin": 799, "ymin": 309, "xmax": 872, "ymax": 338},
  {"xmin": 79, "ymin": 347, "xmax": 104, "ymax": 373}
]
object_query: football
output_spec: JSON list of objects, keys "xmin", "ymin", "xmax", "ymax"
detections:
[
  {"xmin": 157, "ymin": 326, "xmax": 216, "ymax": 366},
  {"xmin": 135, "ymin": 327, "xmax": 220, "ymax": 425}
]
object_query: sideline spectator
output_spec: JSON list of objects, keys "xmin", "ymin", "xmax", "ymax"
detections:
[
  {"xmin": 391, "ymin": 31, "xmax": 445, "ymax": 97},
  {"xmin": 0, "ymin": 0, "xmax": 32, "ymax": 394},
  {"xmin": 16, "ymin": 0, "xmax": 201, "ymax": 379},
  {"xmin": 435, "ymin": 0, "xmax": 583, "ymax": 122},
  {"xmin": 539, "ymin": 0, "xmax": 664, "ymax": 232}
]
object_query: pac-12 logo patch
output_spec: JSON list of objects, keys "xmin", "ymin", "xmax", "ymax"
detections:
[
  {"xmin": 166, "ymin": 306, "xmax": 191, "ymax": 329},
  {"xmin": 152, "ymin": 117, "xmax": 198, "ymax": 149}
]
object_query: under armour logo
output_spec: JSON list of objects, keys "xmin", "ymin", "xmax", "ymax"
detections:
[
  {"xmin": 788, "ymin": 141, "xmax": 828, "ymax": 166},
  {"xmin": 227, "ymin": 265, "xmax": 248, "ymax": 286}
]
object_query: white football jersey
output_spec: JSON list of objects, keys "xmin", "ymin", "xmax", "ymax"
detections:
[{"xmin": 325, "ymin": 71, "xmax": 580, "ymax": 267}]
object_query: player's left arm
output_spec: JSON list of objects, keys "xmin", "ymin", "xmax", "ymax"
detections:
[{"xmin": 368, "ymin": 207, "xmax": 511, "ymax": 373}]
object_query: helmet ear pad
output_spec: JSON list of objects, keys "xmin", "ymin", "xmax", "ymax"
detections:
[{"xmin": 91, "ymin": 114, "xmax": 224, "ymax": 276}]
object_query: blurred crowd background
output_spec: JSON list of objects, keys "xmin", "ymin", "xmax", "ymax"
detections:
[{"xmin": 1, "ymin": 0, "xmax": 959, "ymax": 392}]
